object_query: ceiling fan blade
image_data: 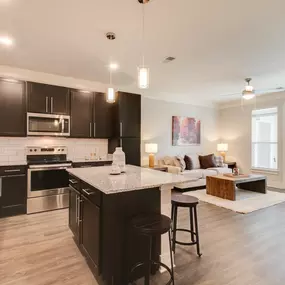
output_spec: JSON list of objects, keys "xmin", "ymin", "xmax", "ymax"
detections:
[
  {"xmin": 255, "ymin": 88, "xmax": 285, "ymax": 95},
  {"xmin": 220, "ymin": 92, "xmax": 241, "ymax": 97}
]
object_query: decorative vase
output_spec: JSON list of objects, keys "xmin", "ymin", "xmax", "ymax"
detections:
[{"xmin": 113, "ymin": 147, "xmax": 126, "ymax": 172}]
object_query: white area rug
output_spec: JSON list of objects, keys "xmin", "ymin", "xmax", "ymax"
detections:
[{"xmin": 183, "ymin": 189, "xmax": 285, "ymax": 214}]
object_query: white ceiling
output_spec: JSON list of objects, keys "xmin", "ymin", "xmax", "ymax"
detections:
[{"xmin": 1, "ymin": 0, "xmax": 285, "ymax": 106}]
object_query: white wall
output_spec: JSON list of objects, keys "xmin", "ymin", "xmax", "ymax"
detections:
[
  {"xmin": 141, "ymin": 97, "xmax": 219, "ymax": 165},
  {"xmin": 219, "ymin": 93, "xmax": 285, "ymax": 189}
]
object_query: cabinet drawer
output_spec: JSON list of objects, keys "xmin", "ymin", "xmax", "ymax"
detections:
[
  {"xmin": 81, "ymin": 182, "xmax": 101, "ymax": 207},
  {"xmin": 0, "ymin": 165, "xmax": 26, "ymax": 177},
  {"xmin": 68, "ymin": 175, "xmax": 80, "ymax": 192}
]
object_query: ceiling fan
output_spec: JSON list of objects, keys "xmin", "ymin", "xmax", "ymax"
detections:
[{"xmin": 221, "ymin": 78, "xmax": 285, "ymax": 101}]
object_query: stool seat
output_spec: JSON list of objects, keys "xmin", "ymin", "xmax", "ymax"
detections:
[
  {"xmin": 131, "ymin": 213, "xmax": 172, "ymax": 236},
  {"xmin": 171, "ymin": 194, "xmax": 199, "ymax": 207}
]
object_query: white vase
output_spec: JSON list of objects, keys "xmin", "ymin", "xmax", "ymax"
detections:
[{"xmin": 113, "ymin": 147, "xmax": 126, "ymax": 172}]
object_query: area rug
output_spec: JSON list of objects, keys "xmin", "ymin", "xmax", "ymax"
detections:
[{"xmin": 183, "ymin": 189, "xmax": 285, "ymax": 214}]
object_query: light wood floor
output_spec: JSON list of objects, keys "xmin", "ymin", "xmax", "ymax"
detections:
[{"xmin": 1, "ymin": 200, "xmax": 285, "ymax": 285}]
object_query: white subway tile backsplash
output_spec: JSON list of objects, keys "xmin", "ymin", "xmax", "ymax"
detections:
[{"xmin": 0, "ymin": 137, "xmax": 109, "ymax": 165}]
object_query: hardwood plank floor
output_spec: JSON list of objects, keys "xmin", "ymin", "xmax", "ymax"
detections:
[{"xmin": 1, "ymin": 200, "xmax": 285, "ymax": 285}]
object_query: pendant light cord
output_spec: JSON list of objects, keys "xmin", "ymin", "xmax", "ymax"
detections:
[{"xmin": 142, "ymin": 3, "xmax": 145, "ymax": 67}]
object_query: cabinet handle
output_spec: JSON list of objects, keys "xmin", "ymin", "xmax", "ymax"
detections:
[
  {"xmin": 69, "ymin": 179, "xmax": 77, "ymax": 184},
  {"xmin": 94, "ymin": 122, "xmax": 96, "ymax": 137},
  {"xmin": 0, "ymin": 177, "xmax": 2, "ymax": 197},
  {"xmin": 75, "ymin": 196, "xmax": 78, "ymax": 224},
  {"xmin": 82, "ymin": 188, "xmax": 95, "ymax": 196},
  {"xmin": 120, "ymin": 122, "xmax": 123, "ymax": 137},
  {"xmin": 120, "ymin": 139, "xmax": 122, "ymax": 147},
  {"xmin": 89, "ymin": 123, "xmax": 92, "ymax": 137},
  {"xmin": 51, "ymin": 97, "xmax": 54, "ymax": 113},
  {"xmin": 4, "ymin": 169, "xmax": 21, "ymax": 173},
  {"xmin": 45, "ymin": 97, "xmax": 48, "ymax": 113}
]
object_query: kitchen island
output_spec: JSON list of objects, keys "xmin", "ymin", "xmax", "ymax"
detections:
[{"xmin": 67, "ymin": 165, "xmax": 193, "ymax": 285}]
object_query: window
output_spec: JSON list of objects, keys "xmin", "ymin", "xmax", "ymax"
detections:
[{"xmin": 252, "ymin": 107, "xmax": 278, "ymax": 170}]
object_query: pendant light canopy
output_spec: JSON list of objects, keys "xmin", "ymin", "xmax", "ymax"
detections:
[{"xmin": 138, "ymin": 0, "xmax": 150, "ymax": 89}]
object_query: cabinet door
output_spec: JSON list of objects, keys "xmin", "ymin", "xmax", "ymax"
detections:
[
  {"xmin": 119, "ymin": 92, "xmax": 141, "ymax": 138},
  {"xmin": 70, "ymin": 90, "xmax": 93, "ymax": 138},
  {"xmin": 27, "ymin": 82, "xmax": 49, "ymax": 113},
  {"xmin": 81, "ymin": 195, "xmax": 100, "ymax": 268},
  {"xmin": 94, "ymin": 93, "xmax": 112, "ymax": 138},
  {"xmin": 49, "ymin": 85, "xmax": 70, "ymax": 115},
  {"xmin": 0, "ymin": 79, "xmax": 26, "ymax": 137},
  {"xmin": 122, "ymin": 138, "xmax": 141, "ymax": 166},
  {"xmin": 1, "ymin": 175, "xmax": 27, "ymax": 217},
  {"xmin": 69, "ymin": 187, "xmax": 80, "ymax": 241}
]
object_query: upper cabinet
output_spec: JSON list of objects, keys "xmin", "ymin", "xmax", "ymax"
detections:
[
  {"xmin": 113, "ymin": 92, "xmax": 141, "ymax": 138},
  {"xmin": 0, "ymin": 79, "xmax": 26, "ymax": 137},
  {"xmin": 94, "ymin": 93, "xmax": 112, "ymax": 138},
  {"xmin": 70, "ymin": 91, "xmax": 112, "ymax": 139},
  {"xmin": 27, "ymin": 82, "xmax": 70, "ymax": 115}
]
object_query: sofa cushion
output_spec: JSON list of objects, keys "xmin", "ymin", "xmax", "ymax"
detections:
[
  {"xmin": 199, "ymin": 154, "xmax": 216, "ymax": 169},
  {"xmin": 201, "ymin": 169, "xmax": 218, "ymax": 178},
  {"xmin": 184, "ymin": 155, "xmax": 193, "ymax": 170},
  {"xmin": 208, "ymin": 167, "xmax": 232, "ymax": 174},
  {"xmin": 181, "ymin": 169, "xmax": 203, "ymax": 179},
  {"xmin": 214, "ymin": 155, "xmax": 224, "ymax": 167},
  {"xmin": 185, "ymin": 154, "xmax": 200, "ymax": 169},
  {"xmin": 176, "ymin": 156, "xmax": 186, "ymax": 171}
]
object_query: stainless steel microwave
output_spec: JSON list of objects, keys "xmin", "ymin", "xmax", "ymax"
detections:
[{"xmin": 27, "ymin": 113, "xmax": 70, "ymax": 136}]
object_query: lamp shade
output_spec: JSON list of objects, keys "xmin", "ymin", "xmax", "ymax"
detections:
[
  {"xmin": 217, "ymin": 143, "xmax": 228, "ymax": 152},
  {"xmin": 145, "ymin": 143, "xmax": 158, "ymax": 154}
]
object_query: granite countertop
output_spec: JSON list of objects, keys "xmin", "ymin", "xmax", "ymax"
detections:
[{"xmin": 67, "ymin": 165, "xmax": 192, "ymax": 194}]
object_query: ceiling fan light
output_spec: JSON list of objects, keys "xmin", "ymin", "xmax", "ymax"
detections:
[{"xmin": 242, "ymin": 90, "xmax": 255, "ymax": 100}]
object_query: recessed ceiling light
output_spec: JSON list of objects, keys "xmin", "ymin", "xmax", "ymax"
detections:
[
  {"xmin": 0, "ymin": 36, "xmax": 13, "ymax": 46},
  {"xmin": 109, "ymin": 63, "xmax": 119, "ymax": 70}
]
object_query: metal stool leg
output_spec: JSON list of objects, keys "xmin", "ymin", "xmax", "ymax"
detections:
[
  {"xmin": 189, "ymin": 206, "xmax": 195, "ymax": 242},
  {"xmin": 193, "ymin": 206, "xmax": 202, "ymax": 257},
  {"xmin": 172, "ymin": 205, "xmax": 178, "ymax": 253},
  {"xmin": 144, "ymin": 236, "xmax": 152, "ymax": 285},
  {"xmin": 168, "ymin": 230, "xmax": 175, "ymax": 285}
]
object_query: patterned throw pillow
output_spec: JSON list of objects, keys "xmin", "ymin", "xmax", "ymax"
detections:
[
  {"xmin": 214, "ymin": 155, "xmax": 224, "ymax": 167},
  {"xmin": 176, "ymin": 156, "xmax": 186, "ymax": 171},
  {"xmin": 163, "ymin": 156, "xmax": 175, "ymax": 166},
  {"xmin": 184, "ymin": 155, "xmax": 193, "ymax": 170}
]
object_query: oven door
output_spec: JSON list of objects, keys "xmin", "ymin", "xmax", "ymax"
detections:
[
  {"xmin": 27, "ymin": 166, "xmax": 70, "ymax": 198},
  {"xmin": 27, "ymin": 113, "xmax": 70, "ymax": 136}
]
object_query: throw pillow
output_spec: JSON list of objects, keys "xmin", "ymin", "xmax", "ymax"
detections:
[
  {"xmin": 185, "ymin": 154, "xmax": 200, "ymax": 169},
  {"xmin": 184, "ymin": 155, "xmax": 193, "ymax": 170},
  {"xmin": 199, "ymin": 154, "xmax": 217, "ymax": 169},
  {"xmin": 176, "ymin": 156, "xmax": 186, "ymax": 171},
  {"xmin": 163, "ymin": 156, "xmax": 175, "ymax": 166},
  {"xmin": 214, "ymin": 155, "xmax": 224, "ymax": 167}
]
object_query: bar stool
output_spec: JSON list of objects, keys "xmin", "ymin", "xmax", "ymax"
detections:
[
  {"xmin": 171, "ymin": 194, "xmax": 202, "ymax": 257},
  {"xmin": 129, "ymin": 213, "xmax": 175, "ymax": 285}
]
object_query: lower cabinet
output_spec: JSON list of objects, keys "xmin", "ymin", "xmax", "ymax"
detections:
[
  {"xmin": 81, "ymin": 195, "xmax": 100, "ymax": 269},
  {"xmin": 0, "ymin": 166, "xmax": 27, "ymax": 218}
]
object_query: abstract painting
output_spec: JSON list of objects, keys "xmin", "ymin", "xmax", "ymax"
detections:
[{"xmin": 172, "ymin": 116, "xmax": 201, "ymax": 146}]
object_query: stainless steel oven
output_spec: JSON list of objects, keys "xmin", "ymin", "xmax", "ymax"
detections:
[
  {"xmin": 27, "ymin": 146, "xmax": 72, "ymax": 214},
  {"xmin": 27, "ymin": 112, "xmax": 70, "ymax": 136}
]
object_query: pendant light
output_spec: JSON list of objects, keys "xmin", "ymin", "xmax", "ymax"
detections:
[
  {"xmin": 106, "ymin": 68, "xmax": 116, "ymax": 103},
  {"xmin": 106, "ymin": 32, "xmax": 117, "ymax": 103},
  {"xmin": 242, "ymin": 78, "xmax": 256, "ymax": 100},
  {"xmin": 138, "ymin": 0, "xmax": 150, "ymax": 89}
]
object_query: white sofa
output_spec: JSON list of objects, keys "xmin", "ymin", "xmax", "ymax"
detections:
[{"xmin": 158, "ymin": 154, "xmax": 232, "ymax": 192}]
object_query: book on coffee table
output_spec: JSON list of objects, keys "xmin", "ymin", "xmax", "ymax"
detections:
[{"xmin": 223, "ymin": 173, "xmax": 250, "ymax": 178}]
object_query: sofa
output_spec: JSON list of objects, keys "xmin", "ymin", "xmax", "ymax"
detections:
[{"xmin": 158, "ymin": 154, "xmax": 232, "ymax": 192}]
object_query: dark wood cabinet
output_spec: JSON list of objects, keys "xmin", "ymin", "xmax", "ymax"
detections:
[
  {"xmin": 81, "ymin": 195, "xmax": 100, "ymax": 269},
  {"xmin": 0, "ymin": 166, "xmax": 27, "ymax": 218},
  {"xmin": 72, "ymin": 161, "xmax": 112, "ymax": 168},
  {"xmin": 70, "ymin": 90, "xmax": 93, "ymax": 138},
  {"xmin": 70, "ymin": 91, "xmax": 112, "ymax": 139},
  {"xmin": 27, "ymin": 82, "xmax": 70, "ymax": 115},
  {"xmin": 94, "ymin": 93, "xmax": 112, "ymax": 138},
  {"xmin": 114, "ymin": 92, "xmax": 141, "ymax": 138},
  {"xmin": 0, "ymin": 79, "xmax": 26, "ymax": 137},
  {"xmin": 69, "ymin": 185, "xmax": 81, "ymax": 242}
]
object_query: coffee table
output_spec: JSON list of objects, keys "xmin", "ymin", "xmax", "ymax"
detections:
[{"xmin": 206, "ymin": 174, "xmax": 267, "ymax": 201}]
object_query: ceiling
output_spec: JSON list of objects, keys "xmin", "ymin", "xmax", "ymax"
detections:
[{"xmin": 1, "ymin": 0, "xmax": 285, "ymax": 106}]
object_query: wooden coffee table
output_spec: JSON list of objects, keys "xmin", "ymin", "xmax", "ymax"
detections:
[{"xmin": 206, "ymin": 174, "xmax": 267, "ymax": 201}]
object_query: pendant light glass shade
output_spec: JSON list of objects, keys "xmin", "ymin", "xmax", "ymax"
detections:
[
  {"xmin": 138, "ymin": 66, "xmax": 149, "ymax": 89},
  {"xmin": 106, "ymin": 87, "xmax": 115, "ymax": 103}
]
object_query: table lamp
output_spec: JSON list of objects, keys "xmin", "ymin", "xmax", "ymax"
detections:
[
  {"xmin": 217, "ymin": 143, "xmax": 228, "ymax": 161},
  {"xmin": 145, "ymin": 143, "xmax": 158, "ymax": 168}
]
